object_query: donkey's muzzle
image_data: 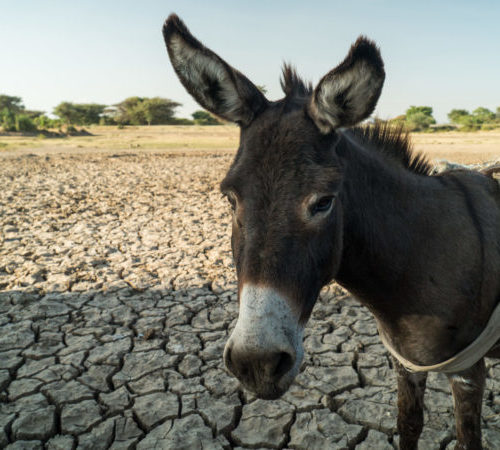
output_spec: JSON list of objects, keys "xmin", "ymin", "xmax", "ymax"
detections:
[
  {"xmin": 223, "ymin": 284, "xmax": 304, "ymax": 399},
  {"xmin": 224, "ymin": 343, "xmax": 295, "ymax": 399}
]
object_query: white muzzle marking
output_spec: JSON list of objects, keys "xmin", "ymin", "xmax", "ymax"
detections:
[{"xmin": 225, "ymin": 284, "xmax": 304, "ymax": 391}]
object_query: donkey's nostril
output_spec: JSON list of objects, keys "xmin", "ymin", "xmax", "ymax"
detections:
[{"xmin": 272, "ymin": 351, "xmax": 295, "ymax": 379}]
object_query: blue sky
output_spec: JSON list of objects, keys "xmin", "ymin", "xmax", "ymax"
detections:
[{"xmin": 2, "ymin": 0, "xmax": 499, "ymax": 123}]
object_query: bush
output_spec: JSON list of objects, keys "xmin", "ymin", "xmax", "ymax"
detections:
[
  {"xmin": 34, "ymin": 115, "xmax": 62, "ymax": 130},
  {"xmin": 169, "ymin": 117, "xmax": 194, "ymax": 125},
  {"xmin": 431, "ymin": 125, "xmax": 456, "ymax": 132},
  {"xmin": 404, "ymin": 106, "xmax": 436, "ymax": 132},
  {"xmin": 1, "ymin": 108, "xmax": 16, "ymax": 131},
  {"xmin": 192, "ymin": 110, "xmax": 222, "ymax": 125},
  {"xmin": 15, "ymin": 114, "xmax": 37, "ymax": 132}
]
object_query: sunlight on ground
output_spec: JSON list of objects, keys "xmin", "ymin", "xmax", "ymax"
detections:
[{"xmin": 0, "ymin": 125, "xmax": 499, "ymax": 164}]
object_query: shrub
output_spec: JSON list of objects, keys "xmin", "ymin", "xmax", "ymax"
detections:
[
  {"xmin": 169, "ymin": 117, "xmax": 194, "ymax": 125},
  {"xmin": 15, "ymin": 114, "xmax": 37, "ymax": 132},
  {"xmin": 481, "ymin": 123, "xmax": 498, "ymax": 131},
  {"xmin": 1, "ymin": 108, "xmax": 16, "ymax": 131},
  {"xmin": 404, "ymin": 106, "xmax": 436, "ymax": 132},
  {"xmin": 192, "ymin": 110, "xmax": 222, "ymax": 125}
]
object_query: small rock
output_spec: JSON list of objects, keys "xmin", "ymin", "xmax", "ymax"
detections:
[
  {"xmin": 99, "ymin": 386, "xmax": 131, "ymax": 414},
  {"xmin": 289, "ymin": 409, "xmax": 363, "ymax": 449},
  {"xmin": 133, "ymin": 392, "xmax": 179, "ymax": 430},
  {"xmin": 356, "ymin": 429, "xmax": 392, "ymax": 449},
  {"xmin": 77, "ymin": 418, "xmax": 115, "ymax": 450},
  {"xmin": 11, "ymin": 406, "xmax": 56, "ymax": 441},
  {"xmin": 61, "ymin": 400, "xmax": 101, "ymax": 434},
  {"xmin": 136, "ymin": 414, "xmax": 223, "ymax": 449},
  {"xmin": 5, "ymin": 440, "xmax": 43, "ymax": 450},
  {"xmin": 46, "ymin": 435, "xmax": 75, "ymax": 450},
  {"xmin": 232, "ymin": 399, "xmax": 294, "ymax": 448}
]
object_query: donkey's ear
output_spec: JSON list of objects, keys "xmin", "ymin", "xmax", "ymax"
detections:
[
  {"xmin": 163, "ymin": 14, "xmax": 268, "ymax": 126},
  {"xmin": 308, "ymin": 36, "xmax": 385, "ymax": 133}
]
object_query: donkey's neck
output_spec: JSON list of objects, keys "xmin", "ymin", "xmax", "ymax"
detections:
[{"xmin": 335, "ymin": 131, "xmax": 432, "ymax": 323}]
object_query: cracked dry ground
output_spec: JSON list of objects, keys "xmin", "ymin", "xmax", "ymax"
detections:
[{"xmin": 0, "ymin": 150, "xmax": 499, "ymax": 450}]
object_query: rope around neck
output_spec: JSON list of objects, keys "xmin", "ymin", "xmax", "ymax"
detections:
[{"xmin": 377, "ymin": 302, "xmax": 500, "ymax": 373}]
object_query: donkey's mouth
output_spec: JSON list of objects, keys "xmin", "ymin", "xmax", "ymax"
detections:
[
  {"xmin": 223, "ymin": 340, "xmax": 304, "ymax": 401},
  {"xmin": 233, "ymin": 370, "xmax": 296, "ymax": 400}
]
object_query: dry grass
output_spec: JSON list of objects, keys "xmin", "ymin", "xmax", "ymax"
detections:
[
  {"xmin": 412, "ymin": 131, "xmax": 500, "ymax": 164},
  {"xmin": 0, "ymin": 125, "xmax": 499, "ymax": 164}
]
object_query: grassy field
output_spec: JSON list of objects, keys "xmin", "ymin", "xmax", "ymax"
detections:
[{"xmin": 0, "ymin": 125, "xmax": 499, "ymax": 164}]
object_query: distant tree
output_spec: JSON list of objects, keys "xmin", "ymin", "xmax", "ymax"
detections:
[
  {"xmin": 34, "ymin": 115, "xmax": 62, "ymax": 129},
  {"xmin": 1, "ymin": 107, "xmax": 16, "ymax": 131},
  {"xmin": 113, "ymin": 97, "xmax": 181, "ymax": 125},
  {"xmin": 472, "ymin": 107, "xmax": 495, "ymax": 123},
  {"xmin": 15, "ymin": 114, "xmax": 37, "ymax": 132},
  {"xmin": 53, "ymin": 102, "xmax": 106, "ymax": 125},
  {"xmin": 113, "ymin": 97, "xmax": 142, "ymax": 125},
  {"xmin": 406, "ymin": 106, "xmax": 433, "ymax": 117},
  {"xmin": 448, "ymin": 109, "xmax": 470, "ymax": 124},
  {"xmin": 192, "ymin": 110, "xmax": 222, "ymax": 125},
  {"xmin": 0, "ymin": 95, "xmax": 24, "ymax": 114},
  {"xmin": 496, "ymin": 106, "xmax": 500, "ymax": 119},
  {"xmin": 405, "ymin": 106, "xmax": 436, "ymax": 131},
  {"xmin": 142, "ymin": 97, "xmax": 181, "ymax": 125}
]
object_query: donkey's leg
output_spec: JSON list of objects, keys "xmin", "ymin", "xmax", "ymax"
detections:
[
  {"xmin": 446, "ymin": 358, "xmax": 485, "ymax": 450},
  {"xmin": 393, "ymin": 358, "xmax": 428, "ymax": 450}
]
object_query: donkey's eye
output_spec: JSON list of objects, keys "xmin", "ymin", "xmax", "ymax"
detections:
[{"xmin": 311, "ymin": 196, "xmax": 334, "ymax": 215}]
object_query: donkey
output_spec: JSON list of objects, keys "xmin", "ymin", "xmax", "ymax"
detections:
[{"xmin": 163, "ymin": 14, "xmax": 500, "ymax": 449}]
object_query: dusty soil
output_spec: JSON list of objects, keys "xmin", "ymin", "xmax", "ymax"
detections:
[{"xmin": 0, "ymin": 129, "xmax": 499, "ymax": 449}]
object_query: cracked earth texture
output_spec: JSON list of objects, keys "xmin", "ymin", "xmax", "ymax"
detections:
[{"xmin": 0, "ymin": 150, "xmax": 499, "ymax": 450}]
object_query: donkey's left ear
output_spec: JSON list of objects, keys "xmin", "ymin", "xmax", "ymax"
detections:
[
  {"xmin": 163, "ymin": 14, "xmax": 268, "ymax": 126},
  {"xmin": 308, "ymin": 36, "xmax": 385, "ymax": 133}
]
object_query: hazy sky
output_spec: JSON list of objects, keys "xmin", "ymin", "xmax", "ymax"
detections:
[{"xmin": 2, "ymin": 0, "xmax": 499, "ymax": 123}]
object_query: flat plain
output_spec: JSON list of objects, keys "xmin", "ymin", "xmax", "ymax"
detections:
[{"xmin": 0, "ymin": 126, "xmax": 499, "ymax": 449}]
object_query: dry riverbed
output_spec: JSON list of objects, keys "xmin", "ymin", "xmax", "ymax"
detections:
[{"xmin": 0, "ymin": 128, "xmax": 499, "ymax": 449}]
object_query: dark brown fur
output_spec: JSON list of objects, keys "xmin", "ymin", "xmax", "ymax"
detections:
[{"xmin": 163, "ymin": 14, "xmax": 500, "ymax": 449}]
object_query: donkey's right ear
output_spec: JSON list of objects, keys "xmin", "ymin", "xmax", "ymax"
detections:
[{"xmin": 163, "ymin": 14, "xmax": 268, "ymax": 126}]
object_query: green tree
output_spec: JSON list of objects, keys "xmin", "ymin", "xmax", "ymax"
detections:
[
  {"xmin": 1, "ymin": 107, "xmax": 16, "ymax": 131},
  {"xmin": 448, "ymin": 109, "xmax": 470, "ymax": 124},
  {"xmin": 15, "ymin": 114, "xmax": 37, "ymax": 132},
  {"xmin": 113, "ymin": 97, "xmax": 181, "ymax": 125},
  {"xmin": 53, "ymin": 102, "xmax": 80, "ymax": 124},
  {"xmin": 142, "ymin": 97, "xmax": 181, "ymax": 125},
  {"xmin": 35, "ymin": 115, "xmax": 62, "ymax": 129},
  {"xmin": 113, "ymin": 97, "xmax": 143, "ymax": 125},
  {"xmin": 192, "ymin": 110, "xmax": 222, "ymax": 125},
  {"xmin": 0, "ymin": 95, "xmax": 24, "ymax": 114},
  {"xmin": 405, "ymin": 106, "xmax": 436, "ymax": 131},
  {"xmin": 53, "ymin": 102, "xmax": 106, "ymax": 125},
  {"xmin": 472, "ymin": 107, "xmax": 495, "ymax": 123}
]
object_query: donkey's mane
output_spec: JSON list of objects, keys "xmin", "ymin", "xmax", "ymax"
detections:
[
  {"xmin": 280, "ymin": 64, "xmax": 313, "ymax": 99},
  {"xmin": 351, "ymin": 122, "xmax": 432, "ymax": 176},
  {"xmin": 279, "ymin": 65, "xmax": 431, "ymax": 176}
]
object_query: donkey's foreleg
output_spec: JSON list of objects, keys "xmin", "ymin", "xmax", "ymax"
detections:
[
  {"xmin": 446, "ymin": 359, "xmax": 485, "ymax": 450},
  {"xmin": 393, "ymin": 358, "xmax": 428, "ymax": 450}
]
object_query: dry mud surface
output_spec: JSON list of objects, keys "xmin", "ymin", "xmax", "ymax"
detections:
[{"xmin": 0, "ymin": 150, "xmax": 499, "ymax": 450}]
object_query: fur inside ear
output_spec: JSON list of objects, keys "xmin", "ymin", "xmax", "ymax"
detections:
[
  {"xmin": 163, "ymin": 14, "xmax": 267, "ymax": 126},
  {"xmin": 308, "ymin": 36, "xmax": 385, "ymax": 133}
]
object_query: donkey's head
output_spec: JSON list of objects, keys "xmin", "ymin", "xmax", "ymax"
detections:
[{"xmin": 163, "ymin": 14, "xmax": 384, "ymax": 399}]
